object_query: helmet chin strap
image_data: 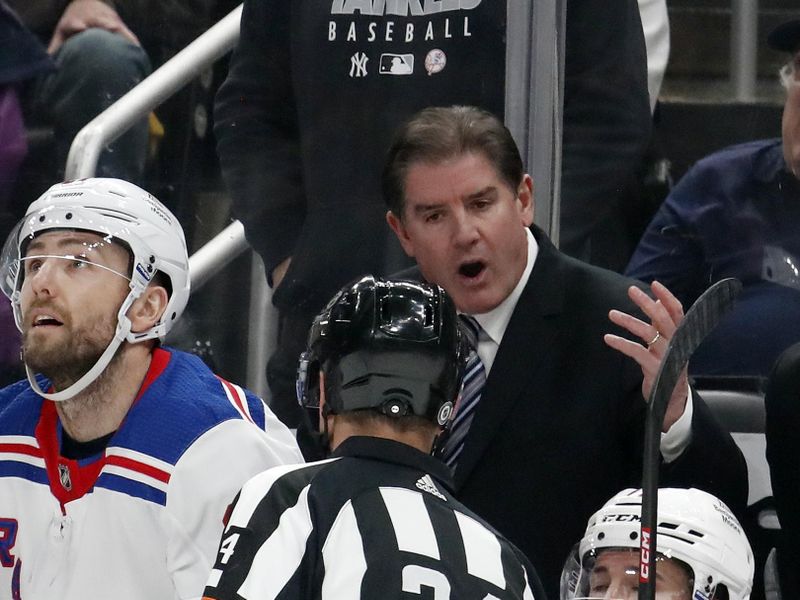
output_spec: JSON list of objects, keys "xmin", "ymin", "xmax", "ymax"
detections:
[{"xmin": 24, "ymin": 291, "xmax": 138, "ymax": 402}]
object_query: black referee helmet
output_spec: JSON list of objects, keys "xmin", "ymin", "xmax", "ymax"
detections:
[{"xmin": 296, "ymin": 276, "xmax": 467, "ymax": 426}]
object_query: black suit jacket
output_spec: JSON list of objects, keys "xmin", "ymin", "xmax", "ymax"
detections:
[
  {"xmin": 765, "ymin": 342, "xmax": 800, "ymax": 596},
  {"xmin": 449, "ymin": 228, "xmax": 748, "ymax": 598}
]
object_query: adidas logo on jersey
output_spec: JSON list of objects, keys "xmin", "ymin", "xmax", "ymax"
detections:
[{"xmin": 416, "ymin": 474, "xmax": 446, "ymax": 500}]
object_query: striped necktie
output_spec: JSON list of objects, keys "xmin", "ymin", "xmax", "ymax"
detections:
[{"xmin": 441, "ymin": 314, "xmax": 486, "ymax": 469}]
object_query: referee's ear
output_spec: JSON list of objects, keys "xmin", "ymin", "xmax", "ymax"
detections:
[
  {"xmin": 318, "ymin": 372, "xmax": 327, "ymax": 426},
  {"xmin": 318, "ymin": 372, "xmax": 335, "ymax": 440}
]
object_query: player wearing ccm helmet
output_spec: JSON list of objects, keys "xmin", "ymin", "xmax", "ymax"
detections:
[
  {"xmin": 203, "ymin": 276, "xmax": 546, "ymax": 600},
  {"xmin": 560, "ymin": 488, "xmax": 754, "ymax": 600},
  {"xmin": 0, "ymin": 178, "xmax": 302, "ymax": 599}
]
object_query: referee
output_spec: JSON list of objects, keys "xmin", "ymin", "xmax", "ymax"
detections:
[{"xmin": 203, "ymin": 276, "xmax": 546, "ymax": 600}]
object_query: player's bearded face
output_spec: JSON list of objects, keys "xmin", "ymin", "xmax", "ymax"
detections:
[
  {"xmin": 22, "ymin": 303, "xmax": 119, "ymax": 388},
  {"xmin": 18, "ymin": 230, "xmax": 131, "ymax": 389}
]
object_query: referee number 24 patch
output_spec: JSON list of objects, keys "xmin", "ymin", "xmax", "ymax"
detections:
[{"xmin": 218, "ymin": 532, "xmax": 240, "ymax": 565}]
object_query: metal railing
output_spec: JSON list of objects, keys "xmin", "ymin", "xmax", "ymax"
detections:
[
  {"xmin": 188, "ymin": 220, "xmax": 248, "ymax": 291},
  {"xmin": 731, "ymin": 0, "xmax": 759, "ymax": 102},
  {"xmin": 65, "ymin": 4, "xmax": 243, "ymax": 180},
  {"xmin": 64, "ymin": 4, "xmax": 273, "ymax": 396}
]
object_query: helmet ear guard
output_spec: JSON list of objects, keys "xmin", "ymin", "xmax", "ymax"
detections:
[{"xmin": 296, "ymin": 351, "xmax": 320, "ymax": 410}]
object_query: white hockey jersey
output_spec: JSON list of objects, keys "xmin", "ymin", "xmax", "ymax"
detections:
[{"xmin": 0, "ymin": 348, "xmax": 303, "ymax": 600}]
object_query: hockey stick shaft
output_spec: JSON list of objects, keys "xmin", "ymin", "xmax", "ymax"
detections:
[{"xmin": 639, "ymin": 278, "xmax": 741, "ymax": 600}]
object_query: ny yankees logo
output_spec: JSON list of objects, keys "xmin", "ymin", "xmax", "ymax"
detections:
[{"xmin": 350, "ymin": 52, "xmax": 369, "ymax": 77}]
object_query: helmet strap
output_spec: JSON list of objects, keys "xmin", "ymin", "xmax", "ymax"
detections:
[{"xmin": 24, "ymin": 288, "xmax": 139, "ymax": 402}]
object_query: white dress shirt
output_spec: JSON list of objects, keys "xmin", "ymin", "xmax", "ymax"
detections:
[{"xmin": 465, "ymin": 228, "xmax": 692, "ymax": 462}]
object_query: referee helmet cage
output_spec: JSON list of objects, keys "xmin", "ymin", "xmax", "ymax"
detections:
[
  {"xmin": 0, "ymin": 178, "xmax": 190, "ymax": 401},
  {"xmin": 296, "ymin": 276, "xmax": 467, "ymax": 426},
  {"xmin": 560, "ymin": 488, "xmax": 754, "ymax": 600}
]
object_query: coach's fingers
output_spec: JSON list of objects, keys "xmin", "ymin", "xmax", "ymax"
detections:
[
  {"xmin": 627, "ymin": 285, "xmax": 677, "ymax": 341},
  {"xmin": 603, "ymin": 333, "xmax": 660, "ymax": 372},
  {"xmin": 651, "ymin": 280, "xmax": 684, "ymax": 326}
]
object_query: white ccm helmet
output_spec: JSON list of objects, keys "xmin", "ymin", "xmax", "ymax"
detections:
[
  {"xmin": 560, "ymin": 488, "xmax": 754, "ymax": 600},
  {"xmin": 0, "ymin": 178, "xmax": 190, "ymax": 401}
]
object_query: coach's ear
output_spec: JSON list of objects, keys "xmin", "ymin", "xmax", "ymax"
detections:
[
  {"xmin": 386, "ymin": 210, "xmax": 416, "ymax": 258},
  {"xmin": 516, "ymin": 174, "xmax": 534, "ymax": 227}
]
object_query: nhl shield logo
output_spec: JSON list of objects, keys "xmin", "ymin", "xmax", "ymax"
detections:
[{"xmin": 58, "ymin": 464, "xmax": 72, "ymax": 491}]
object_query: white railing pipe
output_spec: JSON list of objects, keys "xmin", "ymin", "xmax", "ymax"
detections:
[
  {"xmin": 730, "ymin": 0, "xmax": 759, "ymax": 102},
  {"xmin": 188, "ymin": 220, "xmax": 249, "ymax": 291},
  {"xmin": 65, "ymin": 5, "xmax": 243, "ymax": 180}
]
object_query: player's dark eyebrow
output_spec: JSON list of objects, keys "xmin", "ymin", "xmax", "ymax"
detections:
[{"xmin": 25, "ymin": 234, "xmax": 110, "ymax": 257}]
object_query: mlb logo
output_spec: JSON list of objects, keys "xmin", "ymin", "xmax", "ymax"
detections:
[{"xmin": 379, "ymin": 54, "xmax": 414, "ymax": 75}]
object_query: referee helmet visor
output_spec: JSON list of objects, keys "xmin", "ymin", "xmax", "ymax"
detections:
[{"xmin": 296, "ymin": 276, "xmax": 467, "ymax": 426}]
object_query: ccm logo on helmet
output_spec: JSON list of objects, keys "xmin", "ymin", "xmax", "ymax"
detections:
[
  {"xmin": 601, "ymin": 513, "xmax": 640, "ymax": 523},
  {"xmin": 639, "ymin": 527, "xmax": 651, "ymax": 583}
]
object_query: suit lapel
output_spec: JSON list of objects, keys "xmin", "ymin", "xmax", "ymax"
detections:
[{"xmin": 453, "ymin": 230, "xmax": 568, "ymax": 488}]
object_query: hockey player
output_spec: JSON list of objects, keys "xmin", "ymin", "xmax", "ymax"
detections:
[
  {"xmin": 560, "ymin": 488, "xmax": 754, "ymax": 600},
  {"xmin": 0, "ymin": 178, "xmax": 303, "ymax": 599},
  {"xmin": 202, "ymin": 276, "xmax": 546, "ymax": 600}
]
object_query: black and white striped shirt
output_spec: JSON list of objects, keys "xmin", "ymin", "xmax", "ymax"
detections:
[{"xmin": 203, "ymin": 436, "xmax": 544, "ymax": 600}]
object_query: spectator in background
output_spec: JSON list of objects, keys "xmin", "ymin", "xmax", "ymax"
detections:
[
  {"xmin": 599, "ymin": 0, "xmax": 673, "ymax": 275},
  {"xmin": 204, "ymin": 277, "xmax": 546, "ymax": 600},
  {"xmin": 7, "ymin": 0, "xmax": 151, "ymax": 190},
  {"xmin": 5, "ymin": 0, "xmax": 216, "ymax": 217},
  {"xmin": 0, "ymin": 1, "xmax": 53, "ymax": 387},
  {"xmin": 559, "ymin": 0, "xmax": 653, "ymax": 273},
  {"xmin": 0, "ymin": 2, "xmax": 52, "ymax": 205},
  {"xmin": 0, "ymin": 178, "xmax": 302, "ymax": 597},
  {"xmin": 626, "ymin": 19, "xmax": 800, "ymax": 380},
  {"xmin": 214, "ymin": 0, "xmax": 652, "ymax": 430},
  {"xmin": 382, "ymin": 105, "xmax": 746, "ymax": 597},
  {"xmin": 561, "ymin": 488, "xmax": 754, "ymax": 600}
]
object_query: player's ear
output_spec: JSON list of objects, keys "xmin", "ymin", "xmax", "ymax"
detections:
[{"xmin": 129, "ymin": 283, "xmax": 168, "ymax": 333}]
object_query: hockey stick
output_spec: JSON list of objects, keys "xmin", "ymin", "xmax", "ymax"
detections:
[{"xmin": 638, "ymin": 278, "xmax": 741, "ymax": 600}]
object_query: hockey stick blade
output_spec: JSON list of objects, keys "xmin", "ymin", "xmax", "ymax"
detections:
[
  {"xmin": 648, "ymin": 277, "xmax": 742, "ymax": 424},
  {"xmin": 639, "ymin": 277, "xmax": 741, "ymax": 600}
]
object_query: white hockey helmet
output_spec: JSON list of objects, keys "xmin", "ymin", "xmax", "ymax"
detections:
[
  {"xmin": 560, "ymin": 488, "xmax": 754, "ymax": 600},
  {"xmin": 0, "ymin": 178, "xmax": 190, "ymax": 401}
]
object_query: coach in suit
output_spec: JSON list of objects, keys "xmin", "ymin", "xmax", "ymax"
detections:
[{"xmin": 384, "ymin": 105, "xmax": 748, "ymax": 598}]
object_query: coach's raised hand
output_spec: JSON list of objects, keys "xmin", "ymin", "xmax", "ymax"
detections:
[{"xmin": 604, "ymin": 281, "xmax": 689, "ymax": 432}]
